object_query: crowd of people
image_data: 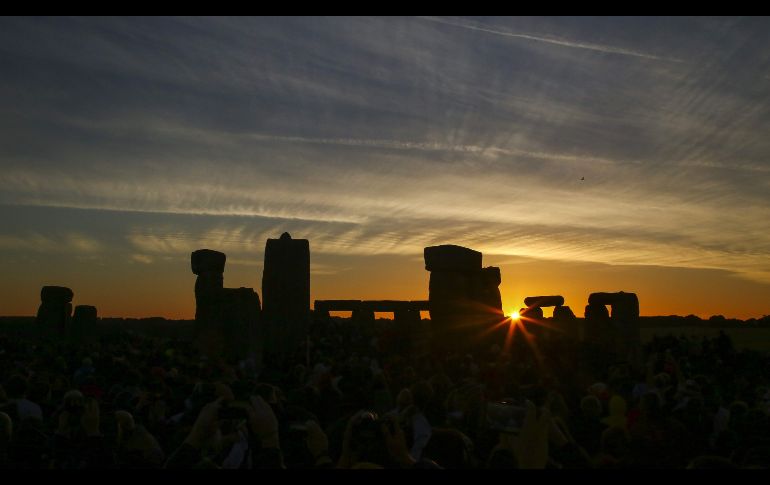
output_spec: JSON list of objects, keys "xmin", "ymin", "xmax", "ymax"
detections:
[{"xmin": 1, "ymin": 316, "xmax": 769, "ymax": 469}]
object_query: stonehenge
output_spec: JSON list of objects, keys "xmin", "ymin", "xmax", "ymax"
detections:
[
  {"xmin": 262, "ymin": 232, "xmax": 310, "ymax": 361},
  {"xmin": 519, "ymin": 305, "xmax": 545, "ymax": 339},
  {"xmin": 552, "ymin": 305, "xmax": 579, "ymax": 340},
  {"xmin": 520, "ymin": 295, "xmax": 578, "ymax": 340},
  {"xmin": 523, "ymin": 295, "xmax": 564, "ymax": 308},
  {"xmin": 424, "ymin": 245, "xmax": 505, "ymax": 351},
  {"xmin": 424, "ymin": 245, "xmax": 482, "ymax": 272},
  {"xmin": 191, "ymin": 249, "xmax": 262, "ymax": 364},
  {"xmin": 520, "ymin": 305, "xmax": 544, "ymax": 321},
  {"xmin": 313, "ymin": 300, "xmax": 428, "ymax": 324},
  {"xmin": 584, "ymin": 291, "xmax": 640, "ymax": 362},
  {"xmin": 222, "ymin": 287, "xmax": 262, "ymax": 362},
  {"xmin": 313, "ymin": 300, "xmax": 431, "ymax": 356},
  {"xmin": 36, "ymin": 286, "xmax": 73, "ymax": 336},
  {"xmin": 313, "ymin": 299, "xmax": 358, "ymax": 321},
  {"xmin": 71, "ymin": 304, "xmax": 98, "ymax": 342},
  {"xmin": 191, "ymin": 249, "xmax": 226, "ymax": 327},
  {"xmin": 27, "ymin": 236, "xmax": 641, "ymax": 369},
  {"xmin": 553, "ymin": 305, "xmax": 576, "ymax": 321},
  {"xmin": 35, "ymin": 287, "xmax": 101, "ymax": 341}
]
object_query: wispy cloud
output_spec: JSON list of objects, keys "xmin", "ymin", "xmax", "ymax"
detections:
[
  {"xmin": 1, "ymin": 16, "xmax": 770, "ymax": 315},
  {"xmin": 0, "ymin": 232, "xmax": 103, "ymax": 254},
  {"xmin": 418, "ymin": 16, "xmax": 685, "ymax": 63},
  {"xmin": 131, "ymin": 254, "xmax": 153, "ymax": 264}
]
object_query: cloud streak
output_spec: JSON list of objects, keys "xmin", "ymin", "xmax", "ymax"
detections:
[
  {"xmin": 1, "ymin": 16, "xmax": 769, "ymax": 316},
  {"xmin": 418, "ymin": 16, "xmax": 685, "ymax": 63}
]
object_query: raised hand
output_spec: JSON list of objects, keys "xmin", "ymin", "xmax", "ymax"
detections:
[
  {"xmin": 337, "ymin": 410, "xmax": 367, "ymax": 468},
  {"xmin": 248, "ymin": 395, "xmax": 279, "ymax": 449},
  {"xmin": 381, "ymin": 416, "xmax": 415, "ymax": 468},
  {"xmin": 513, "ymin": 401, "xmax": 551, "ymax": 469},
  {"xmin": 185, "ymin": 397, "xmax": 223, "ymax": 450},
  {"xmin": 305, "ymin": 420, "xmax": 330, "ymax": 464},
  {"xmin": 81, "ymin": 398, "xmax": 101, "ymax": 437}
]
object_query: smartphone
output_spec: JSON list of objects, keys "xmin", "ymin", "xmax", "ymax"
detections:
[{"xmin": 486, "ymin": 399, "xmax": 528, "ymax": 434}]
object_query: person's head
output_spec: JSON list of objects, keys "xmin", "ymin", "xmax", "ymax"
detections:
[
  {"xmin": 652, "ymin": 372, "xmax": 670, "ymax": 390},
  {"xmin": 429, "ymin": 373, "xmax": 452, "ymax": 396},
  {"xmin": 402, "ymin": 366, "xmax": 417, "ymax": 384},
  {"xmin": 600, "ymin": 426, "xmax": 629, "ymax": 458},
  {"xmin": 115, "ymin": 410, "xmax": 136, "ymax": 445},
  {"xmin": 410, "ymin": 381, "xmax": 434, "ymax": 412},
  {"xmin": 396, "ymin": 389, "xmax": 413, "ymax": 410},
  {"xmin": 547, "ymin": 391, "xmax": 570, "ymax": 420},
  {"xmin": 640, "ymin": 392, "xmax": 662, "ymax": 419},
  {"xmin": 687, "ymin": 455, "xmax": 737, "ymax": 469},
  {"xmin": 351, "ymin": 461, "xmax": 384, "ymax": 469},
  {"xmin": 422, "ymin": 428, "xmax": 474, "ymax": 469},
  {"xmin": 684, "ymin": 395, "xmax": 704, "ymax": 416},
  {"xmin": 27, "ymin": 378, "xmax": 50, "ymax": 404},
  {"xmin": 739, "ymin": 445, "xmax": 770, "ymax": 469},
  {"xmin": 349, "ymin": 412, "xmax": 392, "ymax": 467},
  {"xmin": 608, "ymin": 395, "xmax": 628, "ymax": 417},
  {"xmin": 5, "ymin": 374, "xmax": 28, "ymax": 399},
  {"xmin": 580, "ymin": 395, "xmax": 602, "ymax": 419},
  {"xmin": 588, "ymin": 382, "xmax": 608, "ymax": 400},
  {"xmin": 0, "ymin": 412, "xmax": 11, "ymax": 444},
  {"xmin": 729, "ymin": 401, "xmax": 749, "ymax": 424},
  {"xmin": 63, "ymin": 390, "xmax": 85, "ymax": 413}
]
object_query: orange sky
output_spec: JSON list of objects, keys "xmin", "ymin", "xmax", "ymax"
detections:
[{"xmin": 3, "ymin": 251, "xmax": 768, "ymax": 321}]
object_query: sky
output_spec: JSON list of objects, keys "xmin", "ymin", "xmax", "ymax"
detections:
[{"xmin": 1, "ymin": 16, "xmax": 769, "ymax": 320}]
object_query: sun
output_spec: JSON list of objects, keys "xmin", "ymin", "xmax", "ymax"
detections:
[{"xmin": 508, "ymin": 310, "xmax": 520, "ymax": 320}]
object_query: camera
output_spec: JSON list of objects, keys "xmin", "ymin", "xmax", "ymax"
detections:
[
  {"xmin": 485, "ymin": 399, "xmax": 528, "ymax": 434},
  {"xmin": 350, "ymin": 412, "xmax": 399, "ymax": 443}
]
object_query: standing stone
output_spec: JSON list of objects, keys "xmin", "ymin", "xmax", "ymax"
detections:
[
  {"xmin": 608, "ymin": 292, "xmax": 640, "ymax": 364},
  {"xmin": 410, "ymin": 311, "xmax": 433, "ymax": 359},
  {"xmin": 584, "ymin": 302, "xmax": 611, "ymax": 345},
  {"xmin": 36, "ymin": 286, "xmax": 73, "ymax": 336},
  {"xmin": 222, "ymin": 287, "xmax": 262, "ymax": 364},
  {"xmin": 521, "ymin": 306, "xmax": 544, "ymax": 320},
  {"xmin": 191, "ymin": 250, "xmax": 263, "ymax": 365},
  {"xmin": 352, "ymin": 308, "xmax": 375, "ymax": 324},
  {"xmin": 552, "ymin": 305, "xmax": 579, "ymax": 340},
  {"xmin": 393, "ymin": 308, "xmax": 421, "ymax": 355},
  {"xmin": 262, "ymin": 233, "xmax": 310, "ymax": 362},
  {"xmin": 313, "ymin": 309, "xmax": 331, "ymax": 321},
  {"xmin": 585, "ymin": 291, "xmax": 640, "ymax": 364},
  {"xmin": 191, "ymin": 249, "xmax": 226, "ymax": 358},
  {"xmin": 425, "ymin": 245, "xmax": 505, "ymax": 354},
  {"xmin": 520, "ymin": 306, "xmax": 545, "ymax": 339},
  {"xmin": 469, "ymin": 267, "xmax": 504, "ymax": 314},
  {"xmin": 552, "ymin": 305, "xmax": 575, "ymax": 320},
  {"xmin": 191, "ymin": 249, "xmax": 226, "ymax": 321},
  {"xmin": 521, "ymin": 296, "xmax": 570, "ymax": 341},
  {"xmin": 71, "ymin": 305, "xmax": 97, "ymax": 343}
]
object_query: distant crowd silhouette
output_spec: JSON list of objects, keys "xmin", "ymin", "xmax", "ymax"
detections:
[
  {"xmin": 1, "ymin": 239, "xmax": 769, "ymax": 468},
  {"xmin": 3, "ymin": 320, "xmax": 770, "ymax": 468}
]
